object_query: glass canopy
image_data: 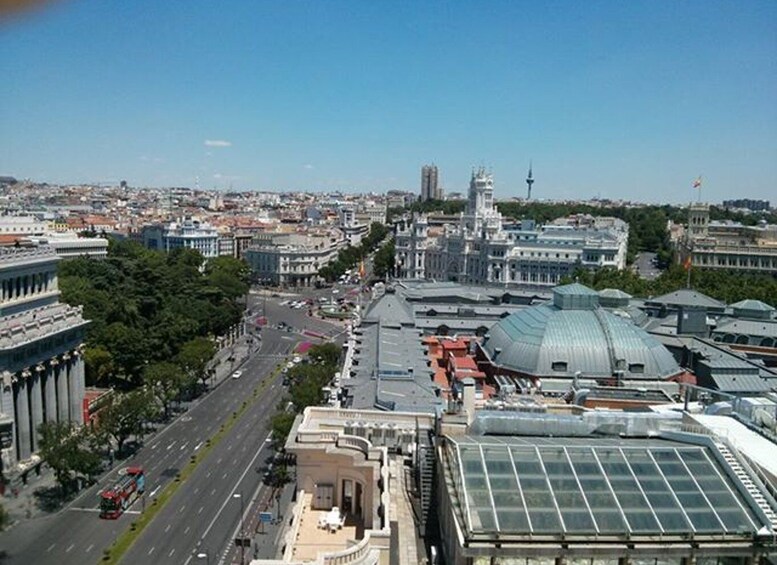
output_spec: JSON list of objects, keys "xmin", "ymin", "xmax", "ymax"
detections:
[{"xmin": 447, "ymin": 436, "xmax": 762, "ymax": 538}]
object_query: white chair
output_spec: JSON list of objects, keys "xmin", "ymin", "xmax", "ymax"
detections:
[{"xmin": 318, "ymin": 513, "xmax": 328, "ymax": 529}]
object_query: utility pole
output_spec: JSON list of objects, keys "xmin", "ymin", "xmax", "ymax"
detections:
[{"xmin": 234, "ymin": 493, "xmax": 245, "ymax": 565}]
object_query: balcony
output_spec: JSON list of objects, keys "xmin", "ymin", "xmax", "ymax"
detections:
[{"xmin": 286, "ymin": 492, "xmax": 366, "ymax": 562}]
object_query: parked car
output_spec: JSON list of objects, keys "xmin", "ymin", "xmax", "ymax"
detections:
[{"xmin": 231, "ymin": 370, "xmax": 243, "ymax": 379}]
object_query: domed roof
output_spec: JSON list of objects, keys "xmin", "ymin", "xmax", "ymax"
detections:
[{"xmin": 482, "ymin": 284, "xmax": 681, "ymax": 380}]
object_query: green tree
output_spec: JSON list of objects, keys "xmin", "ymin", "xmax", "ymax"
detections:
[
  {"xmin": 270, "ymin": 411, "xmax": 296, "ymax": 450},
  {"xmin": 83, "ymin": 346, "xmax": 115, "ymax": 387},
  {"xmin": 37, "ymin": 421, "xmax": 77, "ymax": 492},
  {"xmin": 144, "ymin": 362, "xmax": 182, "ymax": 420},
  {"xmin": 176, "ymin": 337, "xmax": 217, "ymax": 388},
  {"xmin": 373, "ymin": 238, "xmax": 395, "ymax": 279},
  {"xmin": 37, "ymin": 421, "xmax": 100, "ymax": 494},
  {"xmin": 205, "ymin": 256, "xmax": 251, "ymax": 301},
  {"xmin": 99, "ymin": 389, "xmax": 158, "ymax": 455},
  {"xmin": 308, "ymin": 343, "xmax": 341, "ymax": 367}
]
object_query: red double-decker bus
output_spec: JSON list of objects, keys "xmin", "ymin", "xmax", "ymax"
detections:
[{"xmin": 99, "ymin": 467, "xmax": 145, "ymax": 519}]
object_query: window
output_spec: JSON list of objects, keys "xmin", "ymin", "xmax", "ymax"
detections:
[
  {"xmin": 552, "ymin": 361, "xmax": 567, "ymax": 372},
  {"xmin": 629, "ymin": 363, "xmax": 645, "ymax": 374}
]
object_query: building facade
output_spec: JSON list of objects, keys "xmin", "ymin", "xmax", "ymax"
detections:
[
  {"xmin": 677, "ymin": 203, "xmax": 777, "ymax": 274},
  {"xmin": 245, "ymin": 230, "xmax": 344, "ymax": 287},
  {"xmin": 396, "ymin": 168, "xmax": 628, "ymax": 286},
  {"xmin": 0, "ymin": 247, "xmax": 88, "ymax": 480}
]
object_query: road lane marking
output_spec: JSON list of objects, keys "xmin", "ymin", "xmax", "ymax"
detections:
[
  {"xmin": 179, "ymin": 504, "xmax": 186, "ymax": 513},
  {"xmin": 194, "ymin": 487, "xmax": 199, "ymax": 494},
  {"xmin": 184, "ymin": 525, "xmax": 190, "ymax": 534},
  {"xmin": 165, "ymin": 524, "xmax": 171, "ymax": 533},
  {"xmin": 148, "ymin": 547, "xmax": 155, "ymax": 556},
  {"xmin": 180, "ymin": 442, "xmax": 189, "ymax": 451},
  {"xmin": 199, "ymin": 438, "xmax": 270, "ymax": 541},
  {"xmin": 194, "ymin": 441, "xmax": 203, "ymax": 451},
  {"xmin": 166, "ymin": 441, "xmax": 177, "ymax": 450},
  {"xmin": 211, "ymin": 488, "xmax": 216, "ymax": 495},
  {"xmin": 150, "ymin": 486, "xmax": 161, "ymax": 497},
  {"xmin": 198, "ymin": 506, "xmax": 204, "ymax": 514},
  {"xmin": 69, "ymin": 507, "xmax": 101, "ymax": 513},
  {"xmin": 66, "ymin": 544, "xmax": 74, "ymax": 553},
  {"xmin": 46, "ymin": 544, "xmax": 55, "ymax": 552},
  {"xmin": 169, "ymin": 548, "xmax": 176, "ymax": 557},
  {"xmin": 86, "ymin": 544, "xmax": 94, "ymax": 553}
]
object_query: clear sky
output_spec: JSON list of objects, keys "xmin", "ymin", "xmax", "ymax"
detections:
[{"xmin": 1, "ymin": 1, "xmax": 776, "ymax": 202}]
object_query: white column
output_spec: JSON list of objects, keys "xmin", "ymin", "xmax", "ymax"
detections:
[
  {"xmin": 44, "ymin": 363, "xmax": 58, "ymax": 423},
  {"xmin": 15, "ymin": 374, "xmax": 32, "ymax": 462},
  {"xmin": 72, "ymin": 354, "xmax": 85, "ymax": 425},
  {"xmin": 30, "ymin": 367, "xmax": 44, "ymax": 452},
  {"xmin": 68, "ymin": 352, "xmax": 82, "ymax": 425},
  {"xmin": 57, "ymin": 356, "xmax": 70, "ymax": 422}
]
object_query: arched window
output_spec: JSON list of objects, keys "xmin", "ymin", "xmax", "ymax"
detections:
[
  {"xmin": 475, "ymin": 326, "xmax": 489, "ymax": 337},
  {"xmin": 735, "ymin": 335, "xmax": 749, "ymax": 345},
  {"xmin": 437, "ymin": 325, "xmax": 450, "ymax": 336},
  {"xmin": 722, "ymin": 334, "xmax": 735, "ymax": 343},
  {"xmin": 760, "ymin": 338, "xmax": 775, "ymax": 348}
]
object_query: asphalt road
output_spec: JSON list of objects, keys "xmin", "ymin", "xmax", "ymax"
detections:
[
  {"xmin": 0, "ymin": 328, "xmax": 304, "ymax": 565},
  {"xmin": 121, "ymin": 330, "xmax": 294, "ymax": 565},
  {"xmin": 634, "ymin": 252, "xmax": 662, "ymax": 280}
]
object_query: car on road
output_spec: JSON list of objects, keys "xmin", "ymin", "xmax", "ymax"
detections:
[
  {"xmin": 292, "ymin": 356, "xmax": 302, "ymax": 364},
  {"xmin": 231, "ymin": 370, "xmax": 243, "ymax": 379}
]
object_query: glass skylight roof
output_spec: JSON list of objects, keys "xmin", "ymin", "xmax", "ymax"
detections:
[{"xmin": 446, "ymin": 436, "xmax": 763, "ymax": 538}]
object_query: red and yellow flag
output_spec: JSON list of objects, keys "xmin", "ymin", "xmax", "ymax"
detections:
[
  {"xmin": 683, "ymin": 255, "xmax": 692, "ymax": 271},
  {"xmin": 692, "ymin": 176, "xmax": 702, "ymax": 189},
  {"xmin": 359, "ymin": 259, "xmax": 366, "ymax": 279}
]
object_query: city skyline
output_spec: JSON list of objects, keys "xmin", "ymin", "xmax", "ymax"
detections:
[{"xmin": 1, "ymin": 1, "xmax": 776, "ymax": 201}]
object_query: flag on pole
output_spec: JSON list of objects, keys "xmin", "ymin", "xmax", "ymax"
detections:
[
  {"xmin": 692, "ymin": 176, "xmax": 702, "ymax": 189},
  {"xmin": 683, "ymin": 255, "xmax": 692, "ymax": 271},
  {"xmin": 359, "ymin": 259, "xmax": 366, "ymax": 280}
]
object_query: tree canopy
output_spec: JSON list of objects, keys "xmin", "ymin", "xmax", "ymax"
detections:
[
  {"xmin": 59, "ymin": 240, "xmax": 248, "ymax": 385},
  {"xmin": 318, "ymin": 223, "xmax": 389, "ymax": 282},
  {"xmin": 566, "ymin": 264, "xmax": 777, "ymax": 306}
]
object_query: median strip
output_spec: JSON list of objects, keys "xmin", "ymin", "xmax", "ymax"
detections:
[{"xmin": 101, "ymin": 362, "xmax": 286, "ymax": 564}]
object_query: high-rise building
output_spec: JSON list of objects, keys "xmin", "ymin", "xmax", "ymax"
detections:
[{"xmin": 421, "ymin": 164, "xmax": 440, "ymax": 202}]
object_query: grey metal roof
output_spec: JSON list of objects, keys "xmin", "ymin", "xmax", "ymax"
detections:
[
  {"xmin": 647, "ymin": 289, "xmax": 726, "ymax": 309},
  {"xmin": 713, "ymin": 318, "xmax": 777, "ymax": 339},
  {"xmin": 730, "ymin": 299, "xmax": 775, "ymax": 312},
  {"xmin": 703, "ymin": 372, "xmax": 774, "ymax": 393},
  {"xmin": 443, "ymin": 435, "xmax": 767, "ymax": 539},
  {"xmin": 482, "ymin": 301, "xmax": 682, "ymax": 380},
  {"xmin": 344, "ymin": 322, "xmax": 441, "ymax": 414},
  {"xmin": 362, "ymin": 293, "xmax": 415, "ymax": 327}
]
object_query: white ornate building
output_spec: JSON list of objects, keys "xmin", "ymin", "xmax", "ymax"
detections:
[
  {"xmin": 677, "ymin": 203, "xmax": 777, "ymax": 274},
  {"xmin": 0, "ymin": 247, "xmax": 88, "ymax": 480},
  {"xmin": 395, "ymin": 168, "xmax": 628, "ymax": 286}
]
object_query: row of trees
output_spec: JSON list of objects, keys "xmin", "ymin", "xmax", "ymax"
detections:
[
  {"xmin": 59, "ymin": 240, "xmax": 249, "ymax": 387},
  {"xmin": 318, "ymin": 223, "xmax": 389, "ymax": 282},
  {"xmin": 269, "ymin": 343, "xmax": 341, "ymax": 449},
  {"xmin": 372, "ymin": 237, "xmax": 395, "ymax": 280},
  {"xmin": 567, "ymin": 264, "xmax": 777, "ymax": 305}
]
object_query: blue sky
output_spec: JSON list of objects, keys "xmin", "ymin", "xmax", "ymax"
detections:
[{"xmin": 1, "ymin": 1, "xmax": 776, "ymax": 202}]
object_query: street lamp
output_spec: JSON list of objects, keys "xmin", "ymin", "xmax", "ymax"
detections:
[{"xmin": 233, "ymin": 493, "xmax": 245, "ymax": 565}]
